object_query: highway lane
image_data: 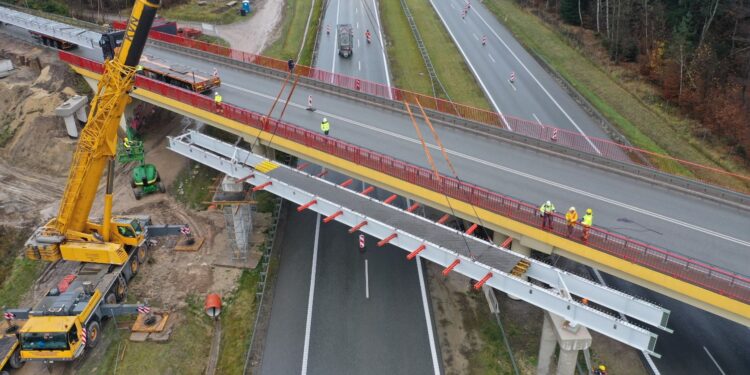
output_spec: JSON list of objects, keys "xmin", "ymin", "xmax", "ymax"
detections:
[
  {"xmin": 316, "ymin": 0, "xmax": 391, "ymax": 86},
  {"xmin": 429, "ymin": 0, "xmax": 612, "ymax": 143},
  {"xmin": 37, "ymin": 27, "xmax": 748, "ymax": 280}
]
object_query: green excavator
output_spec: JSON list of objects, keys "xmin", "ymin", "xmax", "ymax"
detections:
[{"xmin": 117, "ymin": 133, "xmax": 165, "ymax": 199}]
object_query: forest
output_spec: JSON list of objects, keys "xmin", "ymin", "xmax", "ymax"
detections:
[{"xmin": 521, "ymin": 0, "xmax": 750, "ymax": 160}]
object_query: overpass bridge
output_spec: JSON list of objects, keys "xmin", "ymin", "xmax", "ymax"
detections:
[{"xmin": 1, "ymin": 1, "xmax": 748, "ymax": 337}]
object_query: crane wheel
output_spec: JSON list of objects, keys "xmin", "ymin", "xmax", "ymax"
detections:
[
  {"xmin": 158, "ymin": 182, "xmax": 166, "ymax": 193},
  {"xmin": 130, "ymin": 257, "xmax": 139, "ymax": 276},
  {"xmin": 137, "ymin": 246, "xmax": 147, "ymax": 264},
  {"xmin": 3, "ymin": 370, "xmax": 11, "ymax": 375},
  {"xmin": 8, "ymin": 349, "xmax": 22, "ymax": 369},
  {"xmin": 114, "ymin": 278, "xmax": 127, "ymax": 302},
  {"xmin": 86, "ymin": 320, "xmax": 101, "ymax": 348},
  {"xmin": 105, "ymin": 292, "xmax": 117, "ymax": 305}
]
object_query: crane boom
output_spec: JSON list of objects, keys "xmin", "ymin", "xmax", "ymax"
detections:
[{"xmin": 25, "ymin": 0, "xmax": 161, "ymax": 264}]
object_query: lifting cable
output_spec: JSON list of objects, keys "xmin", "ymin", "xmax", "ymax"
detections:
[{"xmin": 404, "ymin": 100, "xmax": 478, "ymax": 259}]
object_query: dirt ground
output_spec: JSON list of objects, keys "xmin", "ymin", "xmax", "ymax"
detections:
[{"xmin": 214, "ymin": 0, "xmax": 285, "ymax": 53}]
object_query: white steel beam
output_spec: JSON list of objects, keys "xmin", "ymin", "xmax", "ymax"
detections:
[
  {"xmin": 0, "ymin": 6, "xmax": 100, "ymax": 49},
  {"xmin": 168, "ymin": 131, "xmax": 664, "ymax": 355}
]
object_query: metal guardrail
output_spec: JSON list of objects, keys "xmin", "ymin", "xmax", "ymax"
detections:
[{"xmin": 59, "ymin": 50, "xmax": 750, "ymax": 307}]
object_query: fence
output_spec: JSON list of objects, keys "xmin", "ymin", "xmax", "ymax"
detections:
[
  {"xmin": 108, "ymin": 22, "xmax": 750, "ymax": 194},
  {"xmin": 59, "ymin": 51, "xmax": 750, "ymax": 305}
]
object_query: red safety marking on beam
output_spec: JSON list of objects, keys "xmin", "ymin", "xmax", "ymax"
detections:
[
  {"xmin": 316, "ymin": 169, "xmax": 329, "ymax": 178},
  {"xmin": 323, "ymin": 210, "xmax": 343, "ymax": 223},
  {"xmin": 348, "ymin": 220, "xmax": 368, "ymax": 233},
  {"xmin": 473, "ymin": 272, "xmax": 493, "ymax": 290},
  {"xmin": 384, "ymin": 194, "xmax": 398, "ymax": 204},
  {"xmin": 237, "ymin": 174, "xmax": 255, "ymax": 183},
  {"xmin": 297, "ymin": 162, "xmax": 310, "ymax": 170},
  {"xmin": 377, "ymin": 233, "xmax": 398, "ymax": 247},
  {"xmin": 340, "ymin": 178, "xmax": 354, "ymax": 187},
  {"xmin": 361, "ymin": 186, "xmax": 375, "ymax": 195},
  {"xmin": 501, "ymin": 237, "xmax": 513, "ymax": 248},
  {"xmin": 297, "ymin": 199, "xmax": 318, "ymax": 212},
  {"xmin": 466, "ymin": 223, "xmax": 479, "ymax": 235},
  {"xmin": 437, "ymin": 214, "xmax": 450, "ymax": 224},
  {"xmin": 442, "ymin": 259, "xmax": 460, "ymax": 276},
  {"xmin": 252, "ymin": 181, "xmax": 272, "ymax": 192},
  {"xmin": 406, "ymin": 244, "xmax": 426, "ymax": 260},
  {"xmin": 406, "ymin": 203, "xmax": 420, "ymax": 212}
]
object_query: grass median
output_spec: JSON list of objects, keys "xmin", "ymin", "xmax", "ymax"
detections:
[
  {"xmin": 484, "ymin": 0, "xmax": 750, "ymax": 189},
  {"xmin": 380, "ymin": 0, "xmax": 491, "ymax": 109},
  {"xmin": 264, "ymin": 0, "xmax": 324, "ymax": 66}
]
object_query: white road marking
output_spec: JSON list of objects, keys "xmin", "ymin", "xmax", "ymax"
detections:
[
  {"xmin": 358, "ymin": 60, "xmax": 361, "ymax": 71},
  {"xmin": 507, "ymin": 80, "xmax": 516, "ymax": 91},
  {"xmin": 428, "ymin": 0, "xmax": 512, "ymax": 130},
  {"xmin": 472, "ymin": 33, "xmax": 479, "ymax": 41},
  {"xmin": 469, "ymin": 6, "xmax": 601, "ymax": 154},
  {"xmin": 330, "ymin": 0, "xmax": 341, "ymax": 79},
  {"xmin": 372, "ymin": 0, "xmax": 393, "ymax": 100},
  {"xmin": 356, "ymin": 7, "xmax": 358, "ymax": 14},
  {"xmin": 703, "ymin": 346, "xmax": 726, "ymax": 375},
  {"xmin": 222, "ymin": 82, "xmax": 750, "ymax": 247},
  {"xmin": 357, "ymin": 21, "xmax": 359, "ymax": 29},
  {"xmin": 532, "ymin": 113, "xmax": 541, "ymax": 124},
  {"xmin": 488, "ymin": 53, "xmax": 495, "ymax": 63},
  {"xmin": 300, "ymin": 214, "xmax": 321, "ymax": 375},
  {"xmin": 450, "ymin": 2, "xmax": 456, "ymax": 9},
  {"xmin": 357, "ymin": 39, "xmax": 360, "ymax": 48},
  {"xmin": 417, "ymin": 256, "xmax": 441, "ymax": 375},
  {"xmin": 365, "ymin": 259, "xmax": 370, "ymax": 299}
]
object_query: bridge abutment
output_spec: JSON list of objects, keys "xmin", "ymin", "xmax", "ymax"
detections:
[{"xmin": 536, "ymin": 311, "xmax": 591, "ymax": 375}]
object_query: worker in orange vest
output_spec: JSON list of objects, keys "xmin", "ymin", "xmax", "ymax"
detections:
[
  {"xmin": 580, "ymin": 208, "xmax": 593, "ymax": 242},
  {"xmin": 565, "ymin": 207, "xmax": 578, "ymax": 238}
]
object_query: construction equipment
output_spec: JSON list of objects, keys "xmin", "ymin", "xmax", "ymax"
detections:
[
  {"xmin": 1, "ymin": 0, "xmax": 181, "ymax": 369},
  {"xmin": 337, "ymin": 24, "xmax": 353, "ymax": 58},
  {"xmin": 117, "ymin": 139, "xmax": 165, "ymax": 199}
]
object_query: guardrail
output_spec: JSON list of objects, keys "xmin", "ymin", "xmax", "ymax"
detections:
[
  {"xmin": 60, "ymin": 51, "xmax": 750, "ymax": 305},
  {"xmin": 109, "ymin": 22, "xmax": 750, "ymax": 195}
]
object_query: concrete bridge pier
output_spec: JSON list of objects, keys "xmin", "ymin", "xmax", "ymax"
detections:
[
  {"xmin": 54, "ymin": 95, "xmax": 88, "ymax": 138},
  {"xmin": 536, "ymin": 311, "xmax": 591, "ymax": 375}
]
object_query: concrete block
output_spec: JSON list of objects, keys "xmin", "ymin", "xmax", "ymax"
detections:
[
  {"xmin": 548, "ymin": 312, "xmax": 592, "ymax": 351},
  {"xmin": 55, "ymin": 95, "xmax": 87, "ymax": 117},
  {"xmin": 129, "ymin": 331, "xmax": 149, "ymax": 342}
]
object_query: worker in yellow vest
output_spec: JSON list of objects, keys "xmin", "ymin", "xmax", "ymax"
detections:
[
  {"xmin": 320, "ymin": 117, "xmax": 330, "ymax": 136},
  {"xmin": 123, "ymin": 137, "xmax": 132, "ymax": 157},
  {"xmin": 214, "ymin": 92, "xmax": 223, "ymax": 114},
  {"xmin": 565, "ymin": 207, "xmax": 578, "ymax": 238},
  {"xmin": 580, "ymin": 208, "xmax": 593, "ymax": 242},
  {"xmin": 539, "ymin": 200, "xmax": 555, "ymax": 230}
]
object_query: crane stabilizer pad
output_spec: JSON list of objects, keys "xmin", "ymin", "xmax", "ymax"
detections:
[
  {"xmin": 131, "ymin": 312, "xmax": 169, "ymax": 333},
  {"xmin": 174, "ymin": 236, "xmax": 205, "ymax": 252}
]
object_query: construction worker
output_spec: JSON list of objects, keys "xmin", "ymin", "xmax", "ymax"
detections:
[
  {"xmin": 135, "ymin": 64, "xmax": 143, "ymax": 72},
  {"xmin": 581, "ymin": 208, "xmax": 593, "ymax": 242},
  {"xmin": 123, "ymin": 137, "xmax": 132, "ymax": 157},
  {"xmin": 565, "ymin": 207, "xmax": 578, "ymax": 237},
  {"xmin": 539, "ymin": 200, "xmax": 556, "ymax": 230},
  {"xmin": 320, "ymin": 117, "xmax": 330, "ymax": 136},
  {"xmin": 593, "ymin": 364, "xmax": 607, "ymax": 375},
  {"xmin": 214, "ymin": 92, "xmax": 223, "ymax": 114},
  {"xmin": 287, "ymin": 58, "xmax": 295, "ymax": 72}
]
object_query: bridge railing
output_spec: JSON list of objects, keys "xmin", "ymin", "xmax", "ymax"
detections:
[
  {"xmin": 109, "ymin": 23, "xmax": 750, "ymax": 194},
  {"xmin": 59, "ymin": 51, "xmax": 750, "ymax": 305}
]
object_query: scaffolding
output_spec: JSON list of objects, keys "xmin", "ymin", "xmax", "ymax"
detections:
[{"xmin": 213, "ymin": 176, "xmax": 254, "ymax": 264}]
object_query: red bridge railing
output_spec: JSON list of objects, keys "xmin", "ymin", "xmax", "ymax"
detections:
[
  {"xmin": 109, "ymin": 23, "xmax": 750, "ymax": 194},
  {"xmin": 60, "ymin": 51, "xmax": 750, "ymax": 305}
]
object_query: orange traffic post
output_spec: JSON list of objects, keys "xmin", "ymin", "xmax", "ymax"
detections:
[
  {"xmin": 323, "ymin": 210, "xmax": 343, "ymax": 223},
  {"xmin": 406, "ymin": 244, "xmax": 426, "ymax": 260},
  {"xmin": 406, "ymin": 203, "xmax": 420, "ymax": 213},
  {"xmin": 442, "ymin": 259, "xmax": 460, "ymax": 276},
  {"xmin": 297, "ymin": 199, "xmax": 318, "ymax": 212},
  {"xmin": 252, "ymin": 181, "xmax": 272, "ymax": 192},
  {"xmin": 361, "ymin": 186, "xmax": 375, "ymax": 195},
  {"xmin": 501, "ymin": 237, "xmax": 513, "ymax": 248},
  {"xmin": 384, "ymin": 194, "xmax": 398, "ymax": 204},
  {"xmin": 377, "ymin": 233, "xmax": 397, "ymax": 247},
  {"xmin": 437, "ymin": 214, "xmax": 450, "ymax": 224},
  {"xmin": 340, "ymin": 178, "xmax": 354, "ymax": 187},
  {"xmin": 297, "ymin": 162, "xmax": 310, "ymax": 170},
  {"xmin": 348, "ymin": 220, "xmax": 368, "ymax": 233},
  {"xmin": 473, "ymin": 272, "xmax": 493, "ymax": 290},
  {"xmin": 465, "ymin": 223, "xmax": 479, "ymax": 235}
]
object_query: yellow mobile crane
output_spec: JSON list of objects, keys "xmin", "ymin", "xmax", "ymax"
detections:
[{"xmin": 0, "ymin": 1, "xmax": 182, "ymax": 370}]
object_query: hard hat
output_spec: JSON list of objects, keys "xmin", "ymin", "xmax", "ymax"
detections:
[
  {"xmin": 545, "ymin": 200, "xmax": 551, "ymax": 205},
  {"xmin": 599, "ymin": 365, "xmax": 606, "ymax": 371},
  {"xmin": 323, "ymin": 117, "xmax": 328, "ymax": 122},
  {"xmin": 569, "ymin": 207, "xmax": 575, "ymax": 211},
  {"xmin": 587, "ymin": 208, "xmax": 593, "ymax": 214},
  {"xmin": 214, "ymin": 92, "xmax": 219, "ymax": 96}
]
